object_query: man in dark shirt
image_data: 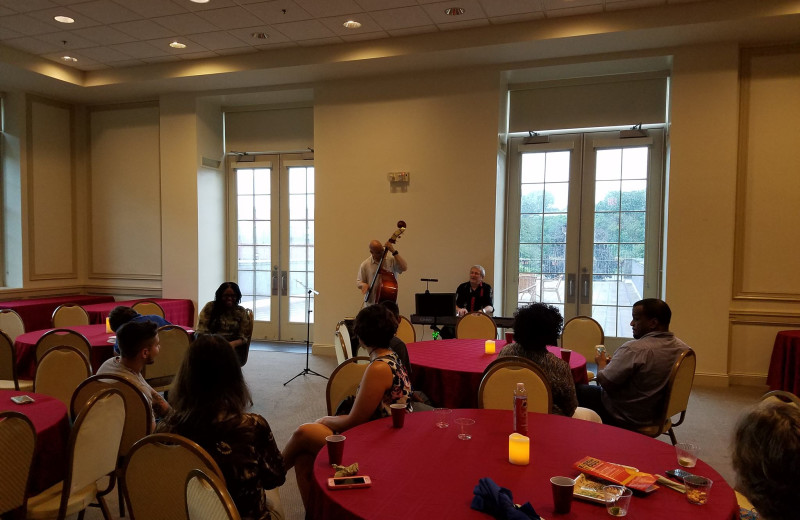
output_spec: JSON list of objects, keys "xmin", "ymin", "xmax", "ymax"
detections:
[{"xmin": 440, "ymin": 265, "xmax": 494, "ymax": 339}]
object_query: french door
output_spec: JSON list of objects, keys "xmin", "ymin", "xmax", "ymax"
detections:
[
  {"xmin": 505, "ymin": 130, "xmax": 665, "ymax": 348},
  {"xmin": 229, "ymin": 154, "xmax": 314, "ymax": 341}
]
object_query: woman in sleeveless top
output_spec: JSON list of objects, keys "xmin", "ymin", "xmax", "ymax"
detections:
[{"xmin": 282, "ymin": 305, "xmax": 411, "ymax": 508}]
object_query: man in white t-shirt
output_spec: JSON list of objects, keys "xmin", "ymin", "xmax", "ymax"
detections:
[{"xmin": 97, "ymin": 320, "xmax": 170, "ymax": 428}]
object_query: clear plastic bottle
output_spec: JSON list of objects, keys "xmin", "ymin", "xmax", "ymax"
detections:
[{"xmin": 513, "ymin": 382, "xmax": 528, "ymax": 436}]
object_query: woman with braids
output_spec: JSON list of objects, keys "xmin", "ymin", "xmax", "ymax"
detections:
[{"xmin": 197, "ymin": 281, "xmax": 253, "ymax": 365}]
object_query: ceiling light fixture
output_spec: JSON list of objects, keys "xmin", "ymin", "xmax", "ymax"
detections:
[
  {"xmin": 343, "ymin": 20, "xmax": 362, "ymax": 29},
  {"xmin": 169, "ymin": 41, "xmax": 186, "ymax": 49},
  {"xmin": 444, "ymin": 7, "xmax": 465, "ymax": 16},
  {"xmin": 251, "ymin": 32, "xmax": 269, "ymax": 39},
  {"xmin": 54, "ymin": 15, "xmax": 75, "ymax": 24},
  {"xmin": 62, "ymin": 56, "xmax": 77, "ymax": 62},
  {"xmin": 190, "ymin": 0, "xmax": 210, "ymax": 3}
]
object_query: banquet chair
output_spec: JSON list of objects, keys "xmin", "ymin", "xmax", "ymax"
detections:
[
  {"xmin": 123, "ymin": 433, "xmax": 224, "ymax": 520},
  {"xmin": 634, "ymin": 348, "xmax": 696, "ymax": 445},
  {"xmin": 145, "ymin": 325, "xmax": 192, "ymax": 392},
  {"xmin": 185, "ymin": 469, "xmax": 242, "ymax": 520},
  {"xmin": 130, "ymin": 300, "xmax": 165, "ymax": 318},
  {"xmin": 26, "ymin": 388, "xmax": 126, "ymax": 520},
  {"xmin": 456, "ymin": 312, "xmax": 497, "ymax": 340},
  {"xmin": 34, "ymin": 346, "xmax": 92, "ymax": 408},
  {"xmin": 759, "ymin": 389, "xmax": 800, "ymax": 408},
  {"xmin": 396, "ymin": 315, "xmax": 416, "ymax": 344},
  {"xmin": 71, "ymin": 374, "xmax": 154, "ymax": 517},
  {"xmin": 334, "ymin": 320, "xmax": 353, "ymax": 366},
  {"xmin": 0, "ymin": 411, "xmax": 36, "ymax": 519},
  {"xmin": 51, "ymin": 303, "xmax": 90, "ymax": 328},
  {"xmin": 0, "ymin": 308, "xmax": 26, "ymax": 342},
  {"xmin": 34, "ymin": 329, "xmax": 91, "ymax": 365},
  {"xmin": 560, "ymin": 315, "xmax": 604, "ymax": 382},
  {"xmin": 234, "ymin": 308, "xmax": 254, "ymax": 367},
  {"xmin": 0, "ymin": 330, "xmax": 33, "ymax": 391},
  {"xmin": 478, "ymin": 356, "xmax": 553, "ymax": 413},
  {"xmin": 326, "ymin": 356, "xmax": 371, "ymax": 415}
]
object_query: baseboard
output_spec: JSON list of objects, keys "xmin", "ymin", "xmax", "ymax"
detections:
[
  {"xmin": 728, "ymin": 373, "xmax": 769, "ymax": 388},
  {"xmin": 694, "ymin": 373, "xmax": 731, "ymax": 387},
  {"xmin": 313, "ymin": 343, "xmax": 335, "ymax": 357}
]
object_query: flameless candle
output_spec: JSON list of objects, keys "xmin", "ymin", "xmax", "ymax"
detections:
[
  {"xmin": 508, "ymin": 433, "xmax": 530, "ymax": 465},
  {"xmin": 484, "ymin": 340, "xmax": 496, "ymax": 354},
  {"xmin": 105, "ymin": 317, "xmax": 112, "ymax": 333}
]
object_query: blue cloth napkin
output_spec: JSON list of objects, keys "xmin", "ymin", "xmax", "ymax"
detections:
[{"xmin": 470, "ymin": 477, "xmax": 540, "ymax": 520}]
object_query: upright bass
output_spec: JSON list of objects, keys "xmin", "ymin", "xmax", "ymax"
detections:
[{"xmin": 364, "ymin": 221, "xmax": 406, "ymax": 305}]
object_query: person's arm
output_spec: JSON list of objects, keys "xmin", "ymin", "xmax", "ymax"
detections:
[
  {"xmin": 318, "ymin": 360, "xmax": 393, "ymax": 432},
  {"xmin": 482, "ymin": 285, "xmax": 494, "ymax": 315},
  {"xmin": 455, "ymin": 284, "xmax": 468, "ymax": 316},
  {"xmin": 385, "ymin": 242, "xmax": 407, "ymax": 272},
  {"xmin": 596, "ymin": 346, "xmax": 637, "ymax": 392},
  {"xmin": 151, "ymin": 389, "xmax": 171, "ymax": 418},
  {"xmin": 357, "ymin": 263, "xmax": 369, "ymax": 295},
  {"xmin": 196, "ymin": 302, "xmax": 212, "ymax": 334},
  {"xmin": 228, "ymin": 307, "xmax": 253, "ymax": 348}
]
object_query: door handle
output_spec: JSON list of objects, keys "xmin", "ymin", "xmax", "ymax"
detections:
[
  {"xmin": 271, "ymin": 267, "xmax": 278, "ymax": 296},
  {"xmin": 580, "ymin": 272, "xmax": 591, "ymax": 305},
  {"xmin": 281, "ymin": 270, "xmax": 288, "ymax": 296},
  {"xmin": 566, "ymin": 273, "xmax": 576, "ymax": 303}
]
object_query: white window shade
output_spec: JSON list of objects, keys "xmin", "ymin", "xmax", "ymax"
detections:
[{"xmin": 509, "ymin": 74, "xmax": 668, "ymax": 133}]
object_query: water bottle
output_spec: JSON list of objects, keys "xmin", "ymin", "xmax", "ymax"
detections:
[{"xmin": 513, "ymin": 382, "xmax": 528, "ymax": 436}]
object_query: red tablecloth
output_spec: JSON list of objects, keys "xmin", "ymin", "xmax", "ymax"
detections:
[
  {"xmin": 310, "ymin": 410, "xmax": 738, "ymax": 520},
  {"xmin": 408, "ymin": 339, "xmax": 589, "ymax": 408},
  {"xmin": 766, "ymin": 330, "xmax": 800, "ymax": 393},
  {"xmin": 0, "ymin": 295, "xmax": 114, "ymax": 332},
  {"xmin": 1, "ymin": 390, "xmax": 69, "ymax": 495},
  {"xmin": 14, "ymin": 324, "xmax": 116, "ymax": 379},
  {"xmin": 83, "ymin": 298, "xmax": 196, "ymax": 328}
]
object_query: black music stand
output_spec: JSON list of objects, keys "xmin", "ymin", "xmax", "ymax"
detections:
[{"xmin": 284, "ymin": 284, "xmax": 327, "ymax": 385}]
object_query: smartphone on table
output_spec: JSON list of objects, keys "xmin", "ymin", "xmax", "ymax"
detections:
[
  {"xmin": 10, "ymin": 395, "xmax": 35, "ymax": 404},
  {"xmin": 327, "ymin": 476, "xmax": 372, "ymax": 490}
]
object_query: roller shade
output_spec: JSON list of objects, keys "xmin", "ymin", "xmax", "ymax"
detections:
[
  {"xmin": 509, "ymin": 74, "xmax": 668, "ymax": 132},
  {"xmin": 225, "ymin": 106, "xmax": 313, "ymax": 152}
]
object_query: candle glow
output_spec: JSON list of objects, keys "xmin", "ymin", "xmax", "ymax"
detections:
[{"xmin": 508, "ymin": 433, "xmax": 530, "ymax": 465}]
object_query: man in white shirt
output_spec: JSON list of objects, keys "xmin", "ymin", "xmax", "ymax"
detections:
[
  {"xmin": 356, "ymin": 239, "xmax": 408, "ymax": 305},
  {"xmin": 97, "ymin": 320, "xmax": 170, "ymax": 427}
]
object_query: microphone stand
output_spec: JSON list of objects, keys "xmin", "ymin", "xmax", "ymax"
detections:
[{"xmin": 284, "ymin": 282, "xmax": 327, "ymax": 385}]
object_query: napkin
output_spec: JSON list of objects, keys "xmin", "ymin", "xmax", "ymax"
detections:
[{"xmin": 470, "ymin": 477, "xmax": 540, "ymax": 520}]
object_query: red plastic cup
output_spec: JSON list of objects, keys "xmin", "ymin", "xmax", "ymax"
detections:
[
  {"xmin": 550, "ymin": 476, "xmax": 575, "ymax": 514},
  {"xmin": 505, "ymin": 331, "xmax": 514, "ymax": 344},
  {"xmin": 390, "ymin": 404, "xmax": 407, "ymax": 428},
  {"xmin": 326, "ymin": 435, "xmax": 345, "ymax": 465},
  {"xmin": 561, "ymin": 349, "xmax": 572, "ymax": 364}
]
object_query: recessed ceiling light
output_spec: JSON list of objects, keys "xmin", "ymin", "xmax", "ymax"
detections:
[
  {"xmin": 444, "ymin": 7, "xmax": 465, "ymax": 16},
  {"xmin": 251, "ymin": 32, "xmax": 269, "ymax": 39},
  {"xmin": 169, "ymin": 41, "xmax": 187, "ymax": 49},
  {"xmin": 62, "ymin": 56, "xmax": 77, "ymax": 62},
  {"xmin": 343, "ymin": 20, "xmax": 361, "ymax": 29},
  {"xmin": 54, "ymin": 15, "xmax": 75, "ymax": 24},
  {"xmin": 190, "ymin": 0, "xmax": 210, "ymax": 3}
]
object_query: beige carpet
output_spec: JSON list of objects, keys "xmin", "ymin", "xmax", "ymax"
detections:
[{"xmin": 71, "ymin": 351, "xmax": 766, "ymax": 520}]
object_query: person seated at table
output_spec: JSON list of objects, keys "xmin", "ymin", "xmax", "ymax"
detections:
[
  {"xmin": 439, "ymin": 264, "xmax": 494, "ymax": 339},
  {"xmin": 157, "ymin": 334, "xmax": 286, "ymax": 520},
  {"xmin": 498, "ymin": 303, "xmax": 578, "ymax": 417},
  {"xmin": 97, "ymin": 320, "xmax": 170, "ymax": 428},
  {"xmin": 108, "ymin": 305, "xmax": 171, "ymax": 355},
  {"xmin": 576, "ymin": 298, "xmax": 690, "ymax": 428},
  {"xmin": 197, "ymin": 282, "xmax": 253, "ymax": 365},
  {"xmin": 379, "ymin": 300, "xmax": 411, "ymax": 373},
  {"xmin": 732, "ymin": 401, "xmax": 800, "ymax": 520},
  {"xmin": 282, "ymin": 304, "xmax": 411, "ymax": 508}
]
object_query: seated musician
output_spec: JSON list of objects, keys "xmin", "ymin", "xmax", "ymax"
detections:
[
  {"xmin": 440, "ymin": 264, "xmax": 493, "ymax": 339},
  {"xmin": 356, "ymin": 239, "xmax": 408, "ymax": 304}
]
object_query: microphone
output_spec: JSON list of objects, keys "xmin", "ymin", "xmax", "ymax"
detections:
[{"xmin": 420, "ymin": 278, "xmax": 439, "ymax": 282}]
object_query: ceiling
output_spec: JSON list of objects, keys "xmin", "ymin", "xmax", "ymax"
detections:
[{"xmin": 0, "ymin": 0, "xmax": 711, "ymax": 71}]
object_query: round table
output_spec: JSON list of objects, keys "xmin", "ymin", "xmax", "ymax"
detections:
[
  {"xmin": 1, "ymin": 390, "xmax": 70, "ymax": 495},
  {"xmin": 14, "ymin": 324, "xmax": 117, "ymax": 379},
  {"xmin": 310, "ymin": 410, "xmax": 738, "ymax": 520},
  {"xmin": 408, "ymin": 339, "xmax": 588, "ymax": 408}
]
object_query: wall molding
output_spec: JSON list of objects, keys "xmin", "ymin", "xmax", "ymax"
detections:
[
  {"xmin": 732, "ymin": 43, "xmax": 800, "ymax": 302},
  {"xmin": 26, "ymin": 94, "xmax": 78, "ymax": 281},
  {"xmin": 88, "ymin": 272, "xmax": 162, "ymax": 281}
]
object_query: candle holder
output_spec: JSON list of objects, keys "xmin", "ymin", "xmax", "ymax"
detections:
[{"xmin": 508, "ymin": 433, "xmax": 530, "ymax": 465}]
